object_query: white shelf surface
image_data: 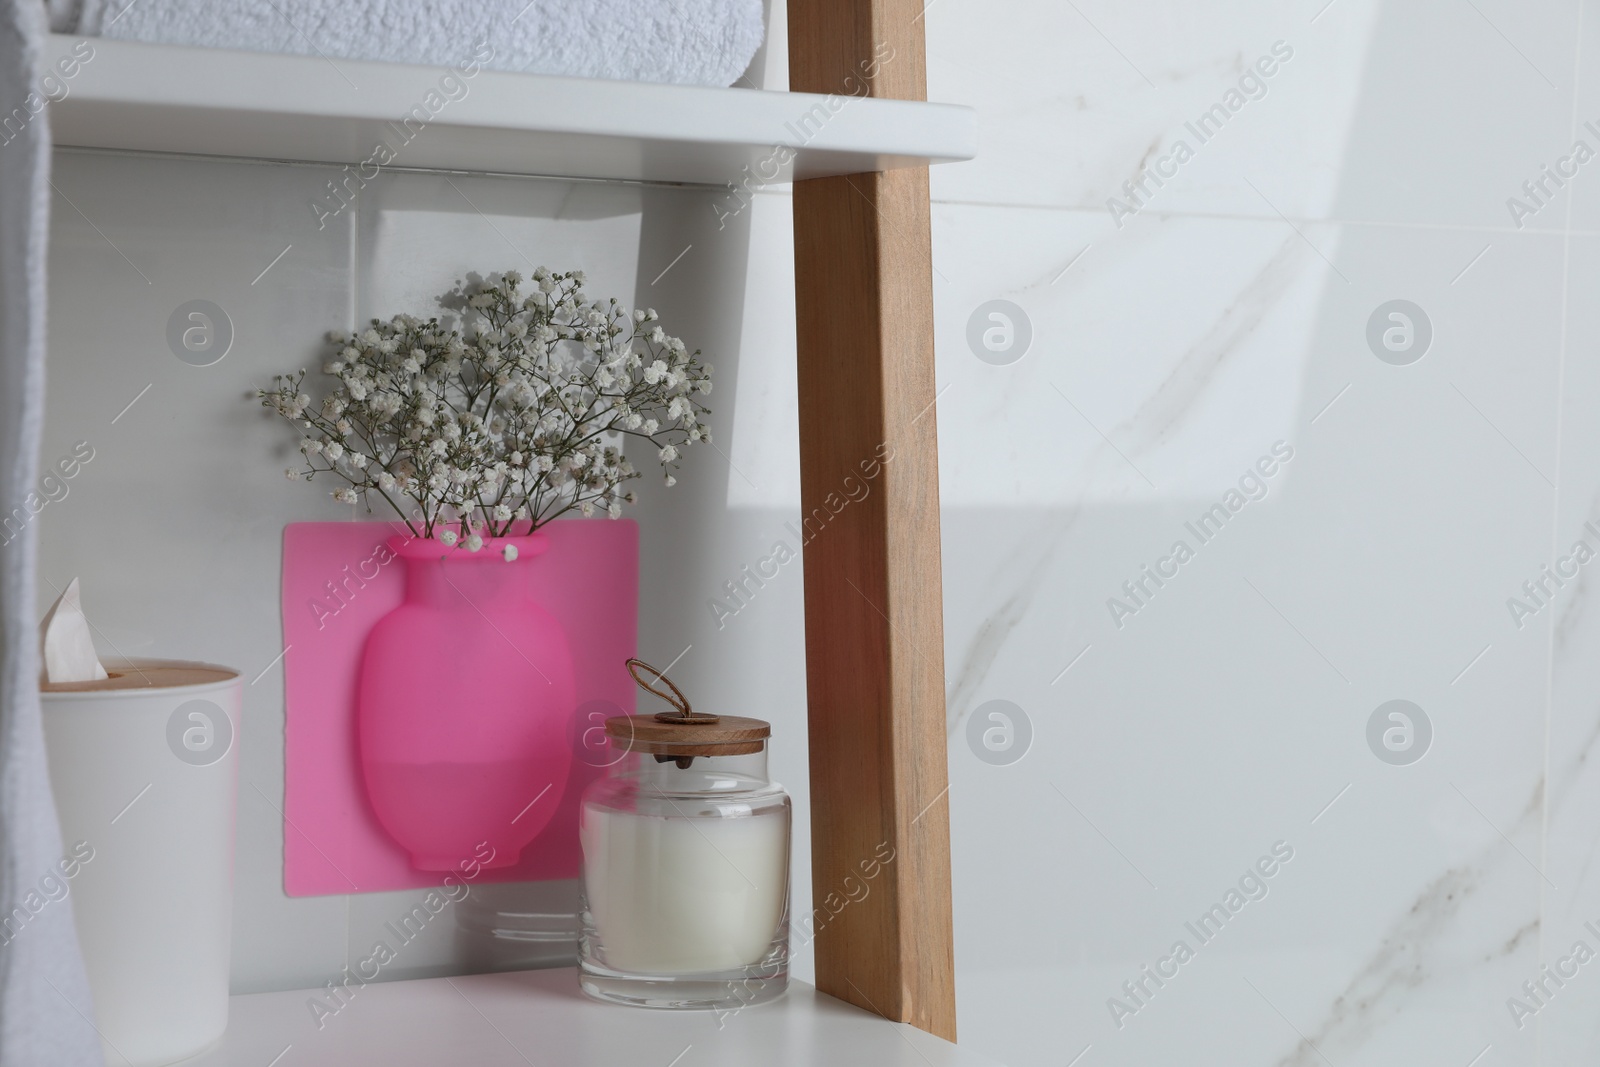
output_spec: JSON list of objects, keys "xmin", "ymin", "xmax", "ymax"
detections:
[
  {"xmin": 185, "ymin": 968, "xmax": 1003, "ymax": 1066},
  {"xmin": 46, "ymin": 36, "xmax": 976, "ymax": 185}
]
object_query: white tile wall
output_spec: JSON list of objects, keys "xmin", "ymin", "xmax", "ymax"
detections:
[
  {"xmin": 34, "ymin": 0, "xmax": 1600, "ymax": 1063},
  {"xmin": 923, "ymin": 2, "xmax": 1591, "ymax": 1066},
  {"xmin": 1537, "ymin": 233, "xmax": 1600, "ymax": 1066}
]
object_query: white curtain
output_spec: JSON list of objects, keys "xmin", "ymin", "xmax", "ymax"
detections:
[{"xmin": 0, "ymin": 0, "xmax": 104, "ymax": 1062}]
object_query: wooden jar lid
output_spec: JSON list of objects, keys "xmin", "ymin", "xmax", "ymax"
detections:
[
  {"xmin": 615, "ymin": 658, "xmax": 769, "ymax": 757},
  {"xmin": 603, "ymin": 714, "xmax": 770, "ymax": 757}
]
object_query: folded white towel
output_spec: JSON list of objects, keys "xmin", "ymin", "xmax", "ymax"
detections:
[
  {"xmin": 0, "ymin": 0, "xmax": 105, "ymax": 1063},
  {"xmin": 54, "ymin": 0, "xmax": 765, "ymax": 87}
]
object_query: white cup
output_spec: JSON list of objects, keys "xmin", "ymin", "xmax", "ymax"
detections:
[{"xmin": 40, "ymin": 659, "xmax": 241, "ymax": 1067}]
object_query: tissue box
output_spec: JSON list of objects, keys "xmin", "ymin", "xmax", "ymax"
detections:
[{"xmin": 41, "ymin": 659, "xmax": 240, "ymax": 1067}]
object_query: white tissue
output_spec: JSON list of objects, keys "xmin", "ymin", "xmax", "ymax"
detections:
[{"xmin": 39, "ymin": 577, "xmax": 108, "ymax": 683}]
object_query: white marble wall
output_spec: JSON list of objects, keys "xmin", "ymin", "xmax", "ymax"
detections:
[
  {"xmin": 28, "ymin": 0, "xmax": 1600, "ymax": 1064},
  {"xmin": 925, "ymin": 1, "xmax": 1595, "ymax": 1066}
]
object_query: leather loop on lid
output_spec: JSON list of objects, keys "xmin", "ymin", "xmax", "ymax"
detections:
[{"xmin": 626, "ymin": 657, "xmax": 721, "ymax": 724}]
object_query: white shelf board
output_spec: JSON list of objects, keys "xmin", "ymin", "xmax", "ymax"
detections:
[
  {"xmin": 184, "ymin": 968, "xmax": 1003, "ymax": 1066},
  {"xmin": 46, "ymin": 36, "xmax": 976, "ymax": 185}
]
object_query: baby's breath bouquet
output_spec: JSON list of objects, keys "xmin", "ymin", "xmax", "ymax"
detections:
[{"xmin": 258, "ymin": 268, "xmax": 713, "ymax": 546}]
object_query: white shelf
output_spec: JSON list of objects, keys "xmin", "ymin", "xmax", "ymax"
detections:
[
  {"xmin": 185, "ymin": 968, "xmax": 1003, "ymax": 1066},
  {"xmin": 46, "ymin": 36, "xmax": 976, "ymax": 185}
]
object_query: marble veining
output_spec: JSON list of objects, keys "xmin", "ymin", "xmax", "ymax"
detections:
[
  {"xmin": 1117, "ymin": 234, "xmax": 1305, "ymax": 454},
  {"xmin": 1275, "ymin": 867, "xmax": 1475, "ymax": 1066},
  {"xmin": 944, "ymin": 511, "xmax": 1081, "ymax": 736}
]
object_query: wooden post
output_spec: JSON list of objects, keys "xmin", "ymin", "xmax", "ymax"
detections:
[{"xmin": 787, "ymin": 0, "xmax": 957, "ymax": 1042}]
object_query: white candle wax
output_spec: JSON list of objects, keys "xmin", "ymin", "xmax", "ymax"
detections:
[{"xmin": 582, "ymin": 807, "xmax": 788, "ymax": 974}]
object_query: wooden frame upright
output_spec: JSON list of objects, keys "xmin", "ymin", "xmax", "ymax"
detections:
[{"xmin": 787, "ymin": 0, "xmax": 957, "ymax": 1043}]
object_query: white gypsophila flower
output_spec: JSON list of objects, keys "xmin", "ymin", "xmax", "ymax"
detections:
[
  {"xmin": 465, "ymin": 534, "xmax": 483, "ymax": 551},
  {"xmin": 261, "ymin": 268, "xmax": 713, "ymax": 537},
  {"xmin": 285, "ymin": 468, "xmax": 300, "ymax": 480},
  {"xmin": 502, "ymin": 544, "xmax": 519, "ymax": 562},
  {"xmin": 333, "ymin": 487, "xmax": 357, "ymax": 504}
]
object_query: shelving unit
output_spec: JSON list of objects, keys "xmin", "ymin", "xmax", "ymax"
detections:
[
  {"xmin": 46, "ymin": 0, "xmax": 967, "ymax": 1046},
  {"xmin": 44, "ymin": 35, "xmax": 975, "ymax": 185},
  {"xmin": 184, "ymin": 969, "xmax": 1002, "ymax": 1066}
]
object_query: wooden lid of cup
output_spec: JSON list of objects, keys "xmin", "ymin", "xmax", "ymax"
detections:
[
  {"xmin": 41, "ymin": 660, "xmax": 238, "ymax": 694},
  {"xmin": 612, "ymin": 658, "xmax": 770, "ymax": 756}
]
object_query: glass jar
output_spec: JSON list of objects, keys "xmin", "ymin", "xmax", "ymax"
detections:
[{"xmin": 578, "ymin": 712, "xmax": 791, "ymax": 1009}]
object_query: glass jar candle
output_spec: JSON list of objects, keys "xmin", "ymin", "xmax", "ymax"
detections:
[{"xmin": 578, "ymin": 706, "xmax": 791, "ymax": 1009}]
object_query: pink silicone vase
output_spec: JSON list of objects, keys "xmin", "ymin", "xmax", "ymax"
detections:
[{"xmin": 358, "ymin": 533, "xmax": 575, "ymax": 871}]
